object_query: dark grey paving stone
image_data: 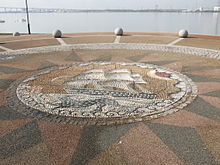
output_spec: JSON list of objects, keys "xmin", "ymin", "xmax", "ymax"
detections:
[
  {"xmin": 184, "ymin": 74, "xmax": 220, "ymax": 82},
  {"xmin": 185, "ymin": 97, "xmax": 220, "ymax": 122},
  {"xmin": 0, "ymin": 79, "xmax": 14, "ymax": 89},
  {"xmin": 37, "ymin": 61, "xmax": 57, "ymax": 70},
  {"xmin": 0, "ymin": 121, "xmax": 42, "ymax": 160},
  {"xmin": 182, "ymin": 65, "xmax": 220, "ymax": 73},
  {"xmin": 0, "ymin": 106, "xmax": 28, "ymax": 120},
  {"xmin": 0, "ymin": 66, "xmax": 28, "ymax": 74},
  {"xmin": 146, "ymin": 123, "xmax": 218, "ymax": 165},
  {"xmin": 143, "ymin": 60, "xmax": 176, "ymax": 66},
  {"xmin": 128, "ymin": 54, "xmax": 147, "ymax": 62},
  {"xmin": 70, "ymin": 123, "xmax": 135, "ymax": 165},
  {"xmin": 65, "ymin": 51, "xmax": 84, "ymax": 62},
  {"xmin": 0, "ymin": 56, "xmax": 16, "ymax": 61},
  {"xmin": 203, "ymin": 90, "xmax": 220, "ymax": 98}
]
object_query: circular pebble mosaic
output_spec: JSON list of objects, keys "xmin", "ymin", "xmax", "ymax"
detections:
[{"xmin": 6, "ymin": 62, "xmax": 197, "ymax": 125}]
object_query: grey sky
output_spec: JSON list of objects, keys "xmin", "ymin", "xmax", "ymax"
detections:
[{"xmin": 0, "ymin": 0, "xmax": 219, "ymax": 9}]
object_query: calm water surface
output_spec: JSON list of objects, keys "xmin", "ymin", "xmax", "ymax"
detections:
[{"xmin": 0, "ymin": 12, "xmax": 220, "ymax": 35}]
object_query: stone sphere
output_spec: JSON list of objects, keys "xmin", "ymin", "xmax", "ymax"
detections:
[
  {"xmin": 114, "ymin": 28, "xmax": 123, "ymax": 36},
  {"xmin": 178, "ymin": 29, "xmax": 188, "ymax": 38},
  {"xmin": 52, "ymin": 29, "xmax": 62, "ymax": 38},
  {"xmin": 13, "ymin": 32, "xmax": 20, "ymax": 37}
]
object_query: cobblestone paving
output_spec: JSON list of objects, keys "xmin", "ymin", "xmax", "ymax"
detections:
[{"xmin": 0, "ymin": 33, "xmax": 220, "ymax": 165}]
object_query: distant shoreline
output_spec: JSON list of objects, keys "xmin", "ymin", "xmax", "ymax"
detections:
[{"xmin": 0, "ymin": 8, "xmax": 220, "ymax": 14}]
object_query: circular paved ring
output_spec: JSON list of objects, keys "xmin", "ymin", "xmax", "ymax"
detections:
[
  {"xmin": 0, "ymin": 43, "xmax": 220, "ymax": 61},
  {"xmin": 6, "ymin": 62, "xmax": 197, "ymax": 125}
]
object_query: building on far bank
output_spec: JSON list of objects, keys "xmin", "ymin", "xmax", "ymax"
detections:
[{"xmin": 214, "ymin": 6, "xmax": 220, "ymax": 11}]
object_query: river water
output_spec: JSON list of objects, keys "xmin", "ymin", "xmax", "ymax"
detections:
[{"xmin": 0, "ymin": 12, "xmax": 220, "ymax": 35}]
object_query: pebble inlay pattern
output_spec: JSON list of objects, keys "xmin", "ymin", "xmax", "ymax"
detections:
[
  {"xmin": 0, "ymin": 43, "xmax": 220, "ymax": 61},
  {"xmin": 6, "ymin": 62, "xmax": 197, "ymax": 125}
]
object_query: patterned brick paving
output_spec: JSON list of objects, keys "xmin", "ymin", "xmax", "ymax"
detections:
[{"xmin": 0, "ymin": 33, "xmax": 220, "ymax": 165}]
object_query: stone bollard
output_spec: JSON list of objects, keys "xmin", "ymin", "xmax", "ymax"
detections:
[
  {"xmin": 52, "ymin": 29, "xmax": 62, "ymax": 38},
  {"xmin": 13, "ymin": 32, "xmax": 20, "ymax": 36},
  {"xmin": 114, "ymin": 28, "xmax": 123, "ymax": 36},
  {"xmin": 178, "ymin": 29, "xmax": 188, "ymax": 38}
]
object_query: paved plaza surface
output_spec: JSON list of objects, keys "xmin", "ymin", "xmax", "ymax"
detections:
[{"xmin": 0, "ymin": 32, "xmax": 220, "ymax": 165}]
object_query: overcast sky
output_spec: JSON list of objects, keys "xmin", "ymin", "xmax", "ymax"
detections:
[{"xmin": 0, "ymin": 0, "xmax": 219, "ymax": 9}]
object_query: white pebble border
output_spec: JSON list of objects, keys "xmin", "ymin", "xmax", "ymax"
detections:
[{"xmin": 0, "ymin": 43, "xmax": 220, "ymax": 61}]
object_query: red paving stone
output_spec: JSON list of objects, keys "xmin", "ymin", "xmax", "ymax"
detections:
[
  {"xmin": 62, "ymin": 32, "xmax": 114, "ymax": 37},
  {"xmin": 0, "ymin": 91, "xmax": 5, "ymax": 106},
  {"xmin": 0, "ymin": 120, "xmax": 32, "ymax": 137},
  {"xmin": 177, "ymin": 38, "xmax": 220, "ymax": 50},
  {"xmin": 38, "ymin": 120, "xmax": 84, "ymax": 165},
  {"xmin": 116, "ymin": 123, "xmax": 185, "ymax": 165},
  {"xmin": 189, "ymin": 34, "xmax": 220, "ymax": 40},
  {"xmin": 151, "ymin": 110, "xmax": 220, "ymax": 128},
  {"xmin": 200, "ymin": 96, "xmax": 220, "ymax": 110},
  {"xmin": 63, "ymin": 36, "xmax": 115, "ymax": 44},
  {"xmin": 196, "ymin": 82, "xmax": 220, "ymax": 95},
  {"xmin": 0, "ymin": 34, "xmax": 52, "ymax": 43},
  {"xmin": 120, "ymin": 36, "xmax": 177, "ymax": 44},
  {"xmin": 125, "ymin": 32, "xmax": 178, "ymax": 37},
  {"xmin": 0, "ymin": 143, "xmax": 55, "ymax": 165}
]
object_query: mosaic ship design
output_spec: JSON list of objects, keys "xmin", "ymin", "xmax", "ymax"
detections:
[
  {"xmin": 63, "ymin": 68, "xmax": 156, "ymax": 99},
  {"xmin": 13, "ymin": 62, "xmax": 196, "ymax": 120}
]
